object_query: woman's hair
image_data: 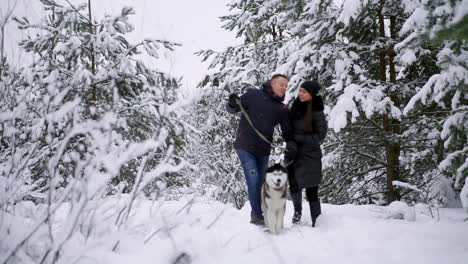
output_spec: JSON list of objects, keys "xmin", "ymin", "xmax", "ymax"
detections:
[{"xmin": 290, "ymin": 96, "xmax": 324, "ymax": 133}]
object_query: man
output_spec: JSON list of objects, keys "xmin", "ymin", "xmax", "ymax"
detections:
[{"xmin": 226, "ymin": 74, "xmax": 296, "ymax": 225}]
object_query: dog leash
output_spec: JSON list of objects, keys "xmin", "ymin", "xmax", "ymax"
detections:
[{"xmin": 235, "ymin": 98, "xmax": 289, "ymax": 154}]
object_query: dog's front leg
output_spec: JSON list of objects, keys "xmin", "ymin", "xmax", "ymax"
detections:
[
  {"xmin": 266, "ymin": 210, "xmax": 277, "ymax": 235},
  {"xmin": 274, "ymin": 209, "xmax": 283, "ymax": 234},
  {"xmin": 264, "ymin": 213, "xmax": 269, "ymax": 231},
  {"xmin": 278, "ymin": 204, "xmax": 285, "ymax": 230}
]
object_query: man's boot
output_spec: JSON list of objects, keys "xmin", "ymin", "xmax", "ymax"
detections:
[
  {"xmin": 291, "ymin": 191, "xmax": 302, "ymax": 224},
  {"xmin": 309, "ymin": 201, "xmax": 321, "ymax": 227}
]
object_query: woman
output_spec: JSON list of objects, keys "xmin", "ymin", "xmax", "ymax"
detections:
[{"xmin": 288, "ymin": 81, "xmax": 327, "ymax": 227}]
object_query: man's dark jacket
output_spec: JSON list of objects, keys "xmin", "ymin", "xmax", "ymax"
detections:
[{"xmin": 226, "ymin": 81, "xmax": 294, "ymax": 157}]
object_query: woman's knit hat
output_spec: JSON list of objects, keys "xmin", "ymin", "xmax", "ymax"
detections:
[{"xmin": 301, "ymin": 81, "xmax": 320, "ymax": 96}]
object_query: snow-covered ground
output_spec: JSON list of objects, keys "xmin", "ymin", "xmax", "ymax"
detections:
[
  {"xmin": 7, "ymin": 196, "xmax": 465, "ymax": 264},
  {"xmin": 107, "ymin": 199, "xmax": 468, "ymax": 264}
]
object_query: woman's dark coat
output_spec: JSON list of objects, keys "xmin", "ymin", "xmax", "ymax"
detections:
[{"xmin": 289, "ymin": 97, "xmax": 327, "ymax": 188}]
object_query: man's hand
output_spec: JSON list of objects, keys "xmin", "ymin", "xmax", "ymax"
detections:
[{"xmin": 228, "ymin": 93, "xmax": 239, "ymax": 107}]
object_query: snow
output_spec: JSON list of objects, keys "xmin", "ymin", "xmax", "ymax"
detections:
[
  {"xmin": 328, "ymin": 92, "xmax": 357, "ymax": 132},
  {"xmin": 3, "ymin": 197, "xmax": 467, "ymax": 264},
  {"xmin": 400, "ymin": 48, "xmax": 417, "ymax": 65},
  {"xmin": 433, "ymin": 2, "xmax": 453, "ymax": 17},
  {"xmin": 401, "ymin": 0, "xmax": 422, "ymax": 14},
  {"xmin": 400, "ymin": 7, "xmax": 429, "ymax": 36},
  {"xmin": 337, "ymin": 0, "xmax": 362, "ymax": 26},
  {"xmin": 385, "ymin": 201, "xmax": 415, "ymax": 221},
  {"xmin": 328, "ymin": 81, "xmax": 403, "ymax": 132},
  {"xmin": 439, "ymin": 147, "xmax": 468, "ymax": 178},
  {"xmin": 452, "ymin": 0, "xmax": 468, "ymax": 24},
  {"xmin": 393, "ymin": 180, "xmax": 421, "ymax": 193},
  {"xmin": 441, "ymin": 111, "xmax": 467, "ymax": 144},
  {"xmin": 461, "ymin": 177, "xmax": 468, "ymax": 210},
  {"xmin": 403, "ymin": 65, "xmax": 468, "ymax": 114}
]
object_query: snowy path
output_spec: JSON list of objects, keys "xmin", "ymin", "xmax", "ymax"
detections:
[{"xmin": 91, "ymin": 198, "xmax": 468, "ymax": 264}]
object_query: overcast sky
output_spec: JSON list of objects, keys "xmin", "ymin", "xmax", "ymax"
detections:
[{"xmin": 2, "ymin": 0, "xmax": 238, "ymax": 94}]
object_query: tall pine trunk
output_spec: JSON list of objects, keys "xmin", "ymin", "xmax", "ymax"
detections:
[
  {"xmin": 88, "ymin": 0, "xmax": 97, "ymax": 118},
  {"xmin": 387, "ymin": 15, "xmax": 401, "ymax": 202},
  {"xmin": 379, "ymin": 2, "xmax": 400, "ymax": 203}
]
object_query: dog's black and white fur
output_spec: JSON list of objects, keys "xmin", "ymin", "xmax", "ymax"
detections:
[{"xmin": 261, "ymin": 162, "xmax": 288, "ymax": 235}]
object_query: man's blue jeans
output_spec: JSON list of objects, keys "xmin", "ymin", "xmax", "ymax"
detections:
[{"xmin": 236, "ymin": 149, "xmax": 269, "ymax": 221}]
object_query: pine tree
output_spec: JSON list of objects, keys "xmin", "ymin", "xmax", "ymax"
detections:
[
  {"xmin": 276, "ymin": 0, "xmax": 461, "ymax": 205},
  {"xmin": 276, "ymin": 0, "xmax": 400, "ymax": 204},
  {"xmin": 10, "ymin": 0, "xmax": 187, "ymax": 194},
  {"xmin": 400, "ymin": 0, "xmax": 467, "ymax": 207},
  {"xmin": 0, "ymin": 1, "xmax": 187, "ymax": 262}
]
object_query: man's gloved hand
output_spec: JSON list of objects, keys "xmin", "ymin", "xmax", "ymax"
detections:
[
  {"xmin": 284, "ymin": 141, "xmax": 297, "ymax": 166},
  {"xmin": 228, "ymin": 93, "xmax": 239, "ymax": 107}
]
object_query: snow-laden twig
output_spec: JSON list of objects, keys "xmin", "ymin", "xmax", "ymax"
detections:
[
  {"xmin": 392, "ymin": 180, "xmax": 421, "ymax": 193},
  {"xmin": 206, "ymin": 207, "xmax": 226, "ymax": 229}
]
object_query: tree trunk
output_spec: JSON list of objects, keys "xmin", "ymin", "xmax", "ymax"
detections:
[
  {"xmin": 1, "ymin": 26, "xmax": 4, "ymax": 69},
  {"xmin": 379, "ymin": 3, "xmax": 400, "ymax": 203},
  {"xmin": 387, "ymin": 15, "xmax": 401, "ymax": 202},
  {"xmin": 88, "ymin": 0, "xmax": 97, "ymax": 118}
]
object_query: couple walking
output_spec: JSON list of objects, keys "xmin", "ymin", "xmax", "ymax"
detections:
[{"xmin": 226, "ymin": 74, "xmax": 327, "ymax": 227}]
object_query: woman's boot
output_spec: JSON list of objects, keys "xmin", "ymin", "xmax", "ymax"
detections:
[
  {"xmin": 309, "ymin": 201, "xmax": 321, "ymax": 227},
  {"xmin": 291, "ymin": 191, "xmax": 302, "ymax": 224}
]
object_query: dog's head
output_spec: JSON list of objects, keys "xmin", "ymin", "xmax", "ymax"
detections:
[{"xmin": 265, "ymin": 163, "xmax": 288, "ymax": 190}]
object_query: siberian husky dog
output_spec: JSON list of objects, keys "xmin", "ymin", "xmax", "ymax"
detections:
[{"xmin": 261, "ymin": 162, "xmax": 288, "ymax": 235}]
